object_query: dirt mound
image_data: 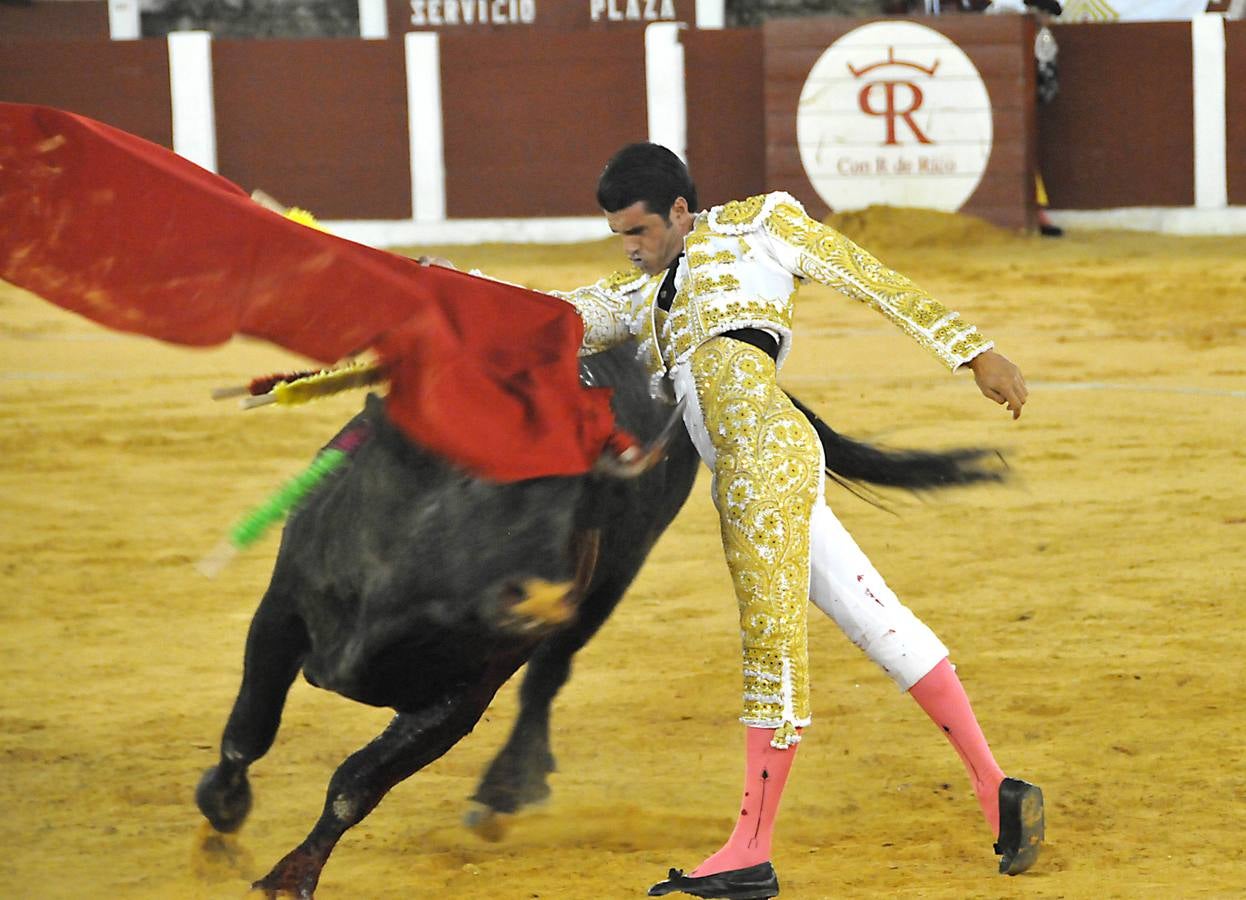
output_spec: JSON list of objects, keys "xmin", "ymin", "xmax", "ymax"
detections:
[{"xmin": 823, "ymin": 205, "xmax": 1026, "ymax": 252}]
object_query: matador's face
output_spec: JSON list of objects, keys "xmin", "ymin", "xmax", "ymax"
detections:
[{"xmin": 604, "ymin": 197, "xmax": 694, "ymax": 276}]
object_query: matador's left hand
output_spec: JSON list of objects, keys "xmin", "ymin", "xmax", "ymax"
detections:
[{"xmin": 967, "ymin": 350, "xmax": 1028, "ymax": 419}]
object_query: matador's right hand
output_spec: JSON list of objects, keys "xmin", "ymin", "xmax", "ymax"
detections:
[{"xmin": 967, "ymin": 350, "xmax": 1028, "ymax": 419}]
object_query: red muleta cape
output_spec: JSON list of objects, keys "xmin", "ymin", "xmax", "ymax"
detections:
[{"xmin": 0, "ymin": 102, "xmax": 616, "ymax": 482}]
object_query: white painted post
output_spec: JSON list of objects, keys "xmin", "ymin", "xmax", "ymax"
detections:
[
  {"xmin": 645, "ymin": 23, "xmax": 687, "ymax": 162},
  {"xmin": 107, "ymin": 0, "xmax": 141, "ymax": 40},
  {"xmin": 168, "ymin": 31, "xmax": 218, "ymax": 174},
  {"xmin": 694, "ymin": 0, "xmax": 724, "ymax": 29},
  {"xmin": 1191, "ymin": 14, "xmax": 1227, "ymax": 210},
  {"xmin": 405, "ymin": 32, "xmax": 446, "ymax": 223},
  {"xmin": 358, "ymin": 0, "xmax": 389, "ymax": 39}
]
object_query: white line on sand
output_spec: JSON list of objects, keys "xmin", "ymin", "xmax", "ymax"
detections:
[{"xmin": 779, "ymin": 374, "xmax": 1246, "ymax": 399}]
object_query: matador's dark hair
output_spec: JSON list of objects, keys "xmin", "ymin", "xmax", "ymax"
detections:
[{"xmin": 596, "ymin": 143, "xmax": 698, "ymax": 220}]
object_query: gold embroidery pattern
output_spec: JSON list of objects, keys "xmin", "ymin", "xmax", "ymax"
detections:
[
  {"xmin": 764, "ymin": 204, "xmax": 992, "ymax": 369},
  {"xmin": 602, "ymin": 266, "xmax": 647, "ymax": 293},
  {"xmin": 688, "ymin": 250, "xmax": 737, "ymax": 267},
  {"xmin": 551, "ymin": 270, "xmax": 640, "ymax": 355},
  {"xmin": 692, "ymin": 273, "xmax": 742, "ymax": 294},
  {"xmin": 666, "ymin": 293, "xmax": 794, "ymax": 364},
  {"xmin": 663, "ymin": 218, "xmax": 796, "ymax": 366},
  {"xmin": 950, "ymin": 333, "xmax": 990, "ymax": 361},
  {"xmin": 713, "ymin": 194, "xmax": 767, "ymax": 227},
  {"xmin": 684, "ymin": 229, "xmax": 712, "ymax": 250},
  {"xmin": 696, "ymin": 295, "xmax": 789, "ymax": 337},
  {"xmin": 691, "ymin": 338, "xmax": 818, "ymax": 746},
  {"xmin": 708, "ymin": 191, "xmax": 802, "ymax": 236},
  {"xmin": 666, "ymin": 290, "xmax": 700, "ymax": 362}
]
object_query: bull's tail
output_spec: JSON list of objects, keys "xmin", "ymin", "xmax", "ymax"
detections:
[{"xmin": 785, "ymin": 391, "xmax": 1006, "ymax": 491}]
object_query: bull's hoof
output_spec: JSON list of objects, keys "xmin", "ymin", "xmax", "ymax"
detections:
[
  {"xmin": 250, "ymin": 883, "xmax": 312, "ymax": 900},
  {"xmin": 251, "ymin": 854, "xmax": 322, "ymax": 900},
  {"xmin": 250, "ymin": 883, "xmax": 313, "ymax": 900},
  {"xmin": 463, "ymin": 802, "xmax": 513, "ymax": 842},
  {"xmin": 471, "ymin": 770, "xmax": 553, "ymax": 816},
  {"xmin": 196, "ymin": 765, "xmax": 253, "ymax": 834},
  {"xmin": 513, "ymin": 774, "xmax": 553, "ymax": 808},
  {"xmin": 471, "ymin": 746, "xmax": 556, "ymax": 818}
]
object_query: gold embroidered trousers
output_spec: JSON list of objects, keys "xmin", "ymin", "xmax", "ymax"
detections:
[
  {"xmin": 680, "ymin": 337, "xmax": 819, "ymax": 748},
  {"xmin": 674, "ymin": 338, "xmax": 951, "ymax": 749}
]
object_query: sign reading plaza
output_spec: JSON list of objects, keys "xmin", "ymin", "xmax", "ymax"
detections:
[{"xmin": 406, "ymin": 0, "xmax": 680, "ymax": 27}]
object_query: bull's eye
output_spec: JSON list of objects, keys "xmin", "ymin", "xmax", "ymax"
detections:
[{"xmin": 500, "ymin": 581, "xmax": 527, "ymax": 603}]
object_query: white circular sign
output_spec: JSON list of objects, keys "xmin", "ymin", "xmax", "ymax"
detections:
[{"xmin": 796, "ymin": 22, "xmax": 994, "ymax": 213}]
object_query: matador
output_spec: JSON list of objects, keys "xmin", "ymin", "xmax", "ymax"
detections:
[{"xmin": 551, "ymin": 144, "xmax": 1043, "ymax": 899}]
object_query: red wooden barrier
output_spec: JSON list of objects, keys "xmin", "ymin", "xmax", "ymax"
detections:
[
  {"xmin": 1037, "ymin": 23, "xmax": 1195, "ymax": 208},
  {"xmin": 2, "ymin": 11, "xmax": 1241, "ymax": 231},
  {"xmin": 1227, "ymin": 20, "xmax": 1246, "ymax": 205},
  {"xmin": 213, "ymin": 38, "xmax": 411, "ymax": 219}
]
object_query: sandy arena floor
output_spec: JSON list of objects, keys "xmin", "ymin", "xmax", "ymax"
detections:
[{"xmin": 2, "ymin": 209, "xmax": 1244, "ymax": 899}]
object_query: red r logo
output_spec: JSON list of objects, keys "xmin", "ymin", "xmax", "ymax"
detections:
[{"xmin": 858, "ymin": 81, "xmax": 932, "ymax": 146}]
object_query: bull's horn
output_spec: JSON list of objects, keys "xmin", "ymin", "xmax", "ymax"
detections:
[{"xmin": 593, "ymin": 396, "xmax": 686, "ymax": 478}]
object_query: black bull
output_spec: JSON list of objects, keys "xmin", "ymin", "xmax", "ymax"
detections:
[{"xmin": 195, "ymin": 342, "xmax": 1000, "ymax": 898}]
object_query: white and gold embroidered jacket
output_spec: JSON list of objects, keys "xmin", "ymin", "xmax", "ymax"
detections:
[{"xmin": 551, "ymin": 191, "xmax": 994, "ymax": 400}]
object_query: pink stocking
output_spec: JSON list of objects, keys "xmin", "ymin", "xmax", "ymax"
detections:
[
  {"xmin": 692, "ymin": 726, "xmax": 800, "ymax": 876},
  {"xmin": 908, "ymin": 657, "xmax": 1006, "ymax": 835}
]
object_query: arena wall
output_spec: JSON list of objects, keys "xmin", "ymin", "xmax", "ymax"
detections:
[
  {"xmin": 1034, "ymin": 15, "xmax": 1246, "ymax": 233},
  {"xmin": 383, "ymin": 0, "xmax": 702, "ymax": 30},
  {"xmin": 683, "ymin": 26, "xmax": 767, "ymax": 208},
  {"xmin": 212, "ymin": 38, "xmax": 411, "ymax": 219},
  {"xmin": 0, "ymin": 37, "xmax": 173, "ymax": 146},
  {"xmin": 1038, "ymin": 22, "xmax": 1198, "ymax": 208},
  {"xmin": 763, "ymin": 15, "xmax": 1038, "ymax": 232},
  {"xmin": 437, "ymin": 30, "xmax": 649, "ymax": 218},
  {"xmin": 0, "ymin": 0, "xmax": 109, "ymax": 38},
  {"xmin": 2, "ymin": 6, "xmax": 1243, "ymax": 240}
]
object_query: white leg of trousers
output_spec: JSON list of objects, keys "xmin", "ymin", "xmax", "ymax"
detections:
[
  {"xmin": 676, "ymin": 356, "xmax": 947, "ymax": 692},
  {"xmin": 807, "ymin": 496, "xmax": 949, "ymax": 691},
  {"xmin": 672, "ymin": 360, "xmax": 718, "ymax": 474}
]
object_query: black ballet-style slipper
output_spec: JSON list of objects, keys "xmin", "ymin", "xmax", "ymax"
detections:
[
  {"xmin": 994, "ymin": 777, "xmax": 1045, "ymax": 875},
  {"xmin": 647, "ymin": 861, "xmax": 780, "ymax": 899}
]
